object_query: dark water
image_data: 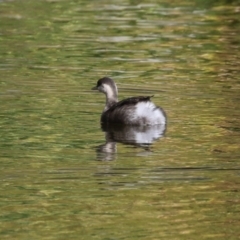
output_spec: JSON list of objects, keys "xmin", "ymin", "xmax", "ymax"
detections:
[{"xmin": 0, "ymin": 0, "xmax": 240, "ymax": 239}]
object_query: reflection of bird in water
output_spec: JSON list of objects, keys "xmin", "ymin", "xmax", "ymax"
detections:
[
  {"xmin": 96, "ymin": 124, "xmax": 166, "ymax": 161},
  {"xmin": 92, "ymin": 77, "xmax": 166, "ymax": 126},
  {"xmin": 102, "ymin": 124, "xmax": 166, "ymax": 147},
  {"xmin": 96, "ymin": 141, "xmax": 117, "ymax": 161}
]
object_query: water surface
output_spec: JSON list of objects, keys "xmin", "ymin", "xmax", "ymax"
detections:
[{"xmin": 0, "ymin": 0, "xmax": 240, "ymax": 239}]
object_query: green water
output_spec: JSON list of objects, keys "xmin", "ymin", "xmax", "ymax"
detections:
[{"xmin": 0, "ymin": 0, "xmax": 240, "ymax": 239}]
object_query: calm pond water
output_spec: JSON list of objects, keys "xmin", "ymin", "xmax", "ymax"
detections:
[{"xmin": 1, "ymin": 0, "xmax": 240, "ymax": 239}]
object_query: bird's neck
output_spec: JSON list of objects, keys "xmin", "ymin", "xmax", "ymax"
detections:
[{"xmin": 104, "ymin": 96, "xmax": 118, "ymax": 111}]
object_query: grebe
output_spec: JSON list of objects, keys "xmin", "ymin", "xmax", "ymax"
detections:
[{"xmin": 92, "ymin": 77, "xmax": 166, "ymax": 125}]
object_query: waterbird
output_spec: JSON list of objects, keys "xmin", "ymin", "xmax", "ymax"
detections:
[{"xmin": 92, "ymin": 77, "xmax": 166, "ymax": 126}]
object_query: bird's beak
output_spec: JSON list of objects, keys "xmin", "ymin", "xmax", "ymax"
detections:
[{"xmin": 91, "ymin": 86, "xmax": 98, "ymax": 90}]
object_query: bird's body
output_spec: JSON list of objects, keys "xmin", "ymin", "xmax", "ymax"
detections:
[{"xmin": 92, "ymin": 77, "xmax": 166, "ymax": 126}]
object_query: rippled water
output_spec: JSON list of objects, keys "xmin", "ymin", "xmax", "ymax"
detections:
[{"xmin": 0, "ymin": 0, "xmax": 240, "ymax": 239}]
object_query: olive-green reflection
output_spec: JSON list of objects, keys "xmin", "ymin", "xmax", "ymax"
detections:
[{"xmin": 0, "ymin": 0, "xmax": 240, "ymax": 240}]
